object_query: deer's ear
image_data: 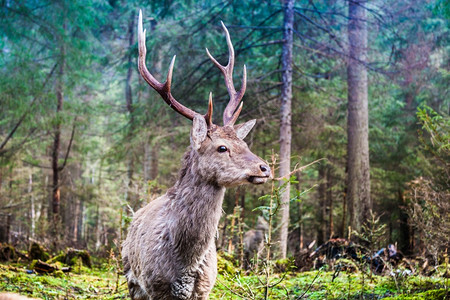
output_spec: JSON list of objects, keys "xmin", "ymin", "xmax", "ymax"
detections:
[
  {"xmin": 234, "ymin": 119, "xmax": 256, "ymax": 140},
  {"xmin": 191, "ymin": 114, "xmax": 208, "ymax": 150}
]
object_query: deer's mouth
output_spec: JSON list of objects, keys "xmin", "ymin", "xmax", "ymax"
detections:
[{"xmin": 247, "ymin": 176, "xmax": 269, "ymax": 184}]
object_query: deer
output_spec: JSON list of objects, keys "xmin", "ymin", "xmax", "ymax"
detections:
[{"xmin": 121, "ymin": 10, "xmax": 272, "ymax": 300}]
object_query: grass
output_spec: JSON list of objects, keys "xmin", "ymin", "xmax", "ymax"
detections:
[
  {"xmin": 212, "ymin": 270, "xmax": 448, "ymax": 299},
  {"xmin": 0, "ymin": 263, "xmax": 448, "ymax": 299},
  {"xmin": 0, "ymin": 263, "xmax": 128, "ymax": 299}
]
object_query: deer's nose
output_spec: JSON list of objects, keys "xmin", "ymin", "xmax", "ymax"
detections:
[{"xmin": 259, "ymin": 164, "xmax": 271, "ymax": 176}]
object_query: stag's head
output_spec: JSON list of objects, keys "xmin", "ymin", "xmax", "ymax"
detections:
[{"xmin": 138, "ymin": 11, "xmax": 271, "ymax": 187}]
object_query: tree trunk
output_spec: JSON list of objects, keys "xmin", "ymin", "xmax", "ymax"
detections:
[
  {"xmin": 77, "ymin": 198, "xmax": 84, "ymax": 244},
  {"xmin": 297, "ymin": 175, "xmax": 304, "ymax": 249},
  {"xmin": 347, "ymin": 0, "xmax": 371, "ymax": 233},
  {"xmin": 150, "ymin": 145, "xmax": 159, "ymax": 180},
  {"xmin": 327, "ymin": 168, "xmax": 334, "ymax": 238},
  {"xmin": 240, "ymin": 188, "xmax": 245, "ymax": 221},
  {"xmin": 318, "ymin": 166, "xmax": 327, "ymax": 245},
  {"xmin": 227, "ymin": 189, "xmax": 241, "ymax": 254},
  {"xmin": 125, "ymin": 11, "xmax": 136, "ymax": 212},
  {"xmin": 340, "ymin": 179, "xmax": 347, "ymax": 238},
  {"xmin": 95, "ymin": 204, "xmax": 101, "ymax": 250},
  {"xmin": 51, "ymin": 26, "xmax": 66, "ymax": 224},
  {"xmin": 29, "ymin": 172, "xmax": 35, "ymax": 239},
  {"xmin": 73, "ymin": 198, "xmax": 80, "ymax": 244},
  {"xmin": 398, "ymin": 189, "xmax": 413, "ymax": 255},
  {"xmin": 126, "ymin": 11, "xmax": 135, "ymax": 118},
  {"xmin": 144, "ymin": 137, "xmax": 151, "ymax": 181},
  {"xmin": 278, "ymin": 0, "xmax": 294, "ymax": 259}
]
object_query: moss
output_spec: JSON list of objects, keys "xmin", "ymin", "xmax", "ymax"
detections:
[
  {"xmin": 420, "ymin": 289, "xmax": 448, "ymax": 299},
  {"xmin": 385, "ymin": 288, "xmax": 448, "ymax": 299},
  {"xmin": 274, "ymin": 257, "xmax": 295, "ymax": 273},
  {"xmin": 0, "ymin": 244, "xmax": 17, "ymax": 262},
  {"xmin": 1, "ymin": 261, "xmax": 448, "ymax": 300},
  {"xmin": 53, "ymin": 270, "xmax": 64, "ymax": 278},
  {"xmin": 220, "ymin": 251, "xmax": 236, "ymax": 263},
  {"xmin": 28, "ymin": 243, "xmax": 50, "ymax": 261},
  {"xmin": 64, "ymin": 248, "xmax": 92, "ymax": 268},
  {"xmin": 217, "ymin": 255, "xmax": 237, "ymax": 275},
  {"xmin": 46, "ymin": 252, "xmax": 65, "ymax": 264},
  {"xmin": 334, "ymin": 258, "xmax": 359, "ymax": 272},
  {"xmin": 52, "ymin": 261, "xmax": 64, "ymax": 270},
  {"xmin": 69, "ymin": 256, "xmax": 79, "ymax": 266},
  {"xmin": 29, "ymin": 259, "xmax": 38, "ymax": 270}
]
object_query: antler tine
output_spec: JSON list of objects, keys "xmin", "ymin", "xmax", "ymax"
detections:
[
  {"xmin": 138, "ymin": 10, "xmax": 197, "ymax": 121},
  {"xmin": 227, "ymin": 101, "xmax": 243, "ymax": 126},
  {"xmin": 206, "ymin": 21, "xmax": 247, "ymax": 126},
  {"xmin": 205, "ymin": 92, "xmax": 214, "ymax": 126}
]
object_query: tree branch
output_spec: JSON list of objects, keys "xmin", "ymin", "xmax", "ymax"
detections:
[
  {"xmin": 58, "ymin": 119, "xmax": 77, "ymax": 172},
  {"xmin": 0, "ymin": 63, "xmax": 58, "ymax": 152}
]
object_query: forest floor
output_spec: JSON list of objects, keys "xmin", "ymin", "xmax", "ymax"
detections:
[{"xmin": 0, "ymin": 262, "xmax": 448, "ymax": 299}]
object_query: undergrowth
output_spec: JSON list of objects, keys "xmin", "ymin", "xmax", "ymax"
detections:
[
  {"xmin": 0, "ymin": 263, "xmax": 128, "ymax": 299},
  {"xmin": 0, "ymin": 261, "xmax": 448, "ymax": 299},
  {"xmin": 212, "ymin": 270, "xmax": 448, "ymax": 299}
]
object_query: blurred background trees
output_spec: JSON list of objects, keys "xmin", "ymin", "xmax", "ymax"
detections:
[{"xmin": 0, "ymin": 0, "xmax": 448, "ymax": 264}]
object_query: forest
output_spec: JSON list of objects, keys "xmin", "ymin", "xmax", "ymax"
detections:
[{"xmin": 0, "ymin": 0, "xmax": 448, "ymax": 299}]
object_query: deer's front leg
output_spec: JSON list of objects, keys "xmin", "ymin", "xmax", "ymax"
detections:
[{"xmin": 171, "ymin": 270, "xmax": 197, "ymax": 299}]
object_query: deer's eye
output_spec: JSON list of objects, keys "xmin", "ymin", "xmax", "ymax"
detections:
[{"xmin": 217, "ymin": 146, "xmax": 228, "ymax": 153}]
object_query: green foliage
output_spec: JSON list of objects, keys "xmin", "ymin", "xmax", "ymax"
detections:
[
  {"xmin": 417, "ymin": 105, "xmax": 450, "ymax": 157},
  {"xmin": 0, "ymin": 1, "xmax": 449, "ymax": 295},
  {"xmin": 217, "ymin": 253, "xmax": 238, "ymax": 276},
  {"xmin": 353, "ymin": 210, "xmax": 387, "ymax": 250},
  {"xmin": 213, "ymin": 270, "xmax": 449, "ymax": 299},
  {"xmin": 274, "ymin": 257, "xmax": 296, "ymax": 273},
  {"xmin": 28, "ymin": 243, "xmax": 50, "ymax": 262},
  {"xmin": 0, "ymin": 259, "xmax": 448, "ymax": 299},
  {"xmin": 0, "ymin": 263, "xmax": 128, "ymax": 299}
]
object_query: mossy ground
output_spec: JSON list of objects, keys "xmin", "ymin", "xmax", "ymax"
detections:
[
  {"xmin": 0, "ymin": 263, "xmax": 448, "ymax": 299},
  {"xmin": 0, "ymin": 263, "xmax": 128, "ymax": 299},
  {"xmin": 212, "ymin": 270, "xmax": 448, "ymax": 299}
]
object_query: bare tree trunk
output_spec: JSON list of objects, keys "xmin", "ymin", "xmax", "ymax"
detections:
[
  {"xmin": 73, "ymin": 198, "xmax": 80, "ymax": 244},
  {"xmin": 51, "ymin": 28, "xmax": 66, "ymax": 225},
  {"xmin": 340, "ymin": 182, "xmax": 347, "ymax": 238},
  {"xmin": 297, "ymin": 176, "xmax": 304, "ymax": 249},
  {"xmin": 29, "ymin": 172, "xmax": 35, "ymax": 239},
  {"xmin": 150, "ymin": 145, "xmax": 159, "ymax": 180},
  {"xmin": 41, "ymin": 175, "xmax": 49, "ymax": 227},
  {"xmin": 77, "ymin": 198, "xmax": 84, "ymax": 244},
  {"xmin": 278, "ymin": 0, "xmax": 294, "ymax": 259},
  {"xmin": 95, "ymin": 204, "xmax": 101, "ymax": 250},
  {"xmin": 318, "ymin": 167, "xmax": 327, "ymax": 245},
  {"xmin": 327, "ymin": 168, "xmax": 334, "ymax": 238},
  {"xmin": 144, "ymin": 137, "xmax": 151, "ymax": 181},
  {"xmin": 240, "ymin": 188, "xmax": 245, "ymax": 221},
  {"xmin": 227, "ymin": 189, "xmax": 241, "ymax": 254},
  {"xmin": 126, "ymin": 11, "xmax": 135, "ymax": 119},
  {"xmin": 5, "ymin": 214, "xmax": 11, "ymax": 243},
  {"xmin": 125, "ymin": 11, "xmax": 136, "ymax": 212},
  {"xmin": 347, "ymin": 0, "xmax": 371, "ymax": 233},
  {"xmin": 398, "ymin": 189, "xmax": 413, "ymax": 255}
]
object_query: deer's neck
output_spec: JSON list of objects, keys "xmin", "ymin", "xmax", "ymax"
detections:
[{"xmin": 166, "ymin": 149, "xmax": 225, "ymax": 265}]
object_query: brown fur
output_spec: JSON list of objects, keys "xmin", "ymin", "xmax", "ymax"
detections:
[{"xmin": 122, "ymin": 118, "xmax": 271, "ymax": 299}]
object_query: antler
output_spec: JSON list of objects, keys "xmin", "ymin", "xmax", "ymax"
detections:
[
  {"xmin": 206, "ymin": 22, "xmax": 247, "ymax": 126},
  {"xmin": 138, "ymin": 10, "xmax": 214, "ymax": 124}
]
